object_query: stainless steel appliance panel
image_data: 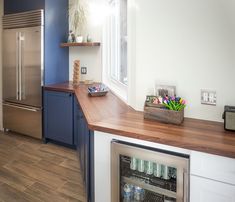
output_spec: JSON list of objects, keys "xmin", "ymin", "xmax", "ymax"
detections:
[
  {"xmin": 3, "ymin": 29, "xmax": 19, "ymax": 103},
  {"xmin": 19, "ymin": 26, "xmax": 42, "ymax": 107},
  {"xmin": 3, "ymin": 10, "xmax": 44, "ymax": 29},
  {"xmin": 3, "ymin": 26, "xmax": 42, "ymax": 107},
  {"xmin": 3, "ymin": 102, "xmax": 42, "ymax": 139},
  {"xmin": 2, "ymin": 10, "xmax": 43, "ymax": 139}
]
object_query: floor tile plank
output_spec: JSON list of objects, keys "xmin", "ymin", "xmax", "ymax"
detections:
[
  {"xmin": 0, "ymin": 183, "xmax": 42, "ymax": 202},
  {"xmin": 0, "ymin": 132, "xmax": 86, "ymax": 202}
]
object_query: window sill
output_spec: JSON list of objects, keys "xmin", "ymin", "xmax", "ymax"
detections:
[{"xmin": 103, "ymin": 78, "xmax": 127, "ymax": 103}]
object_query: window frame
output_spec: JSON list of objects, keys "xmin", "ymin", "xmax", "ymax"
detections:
[{"xmin": 102, "ymin": 0, "xmax": 128, "ymax": 101}]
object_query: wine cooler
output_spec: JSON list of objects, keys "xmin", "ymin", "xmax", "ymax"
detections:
[{"xmin": 111, "ymin": 141, "xmax": 189, "ymax": 202}]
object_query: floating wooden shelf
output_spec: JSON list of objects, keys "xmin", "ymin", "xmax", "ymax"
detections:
[{"xmin": 60, "ymin": 42, "xmax": 101, "ymax": 47}]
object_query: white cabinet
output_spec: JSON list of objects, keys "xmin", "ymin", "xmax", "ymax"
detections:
[
  {"xmin": 190, "ymin": 175, "xmax": 235, "ymax": 202},
  {"xmin": 190, "ymin": 151, "xmax": 235, "ymax": 202},
  {"xmin": 191, "ymin": 151, "xmax": 235, "ymax": 185}
]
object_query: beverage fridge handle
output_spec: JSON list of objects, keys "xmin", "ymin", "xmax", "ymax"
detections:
[
  {"xmin": 183, "ymin": 171, "xmax": 189, "ymax": 202},
  {"xmin": 18, "ymin": 32, "xmax": 22, "ymax": 101}
]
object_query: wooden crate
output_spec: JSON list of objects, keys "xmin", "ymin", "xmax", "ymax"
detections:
[{"xmin": 144, "ymin": 103, "xmax": 184, "ymax": 125}]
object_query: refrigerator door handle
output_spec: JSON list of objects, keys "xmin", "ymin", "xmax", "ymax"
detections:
[
  {"xmin": 18, "ymin": 32, "xmax": 22, "ymax": 101},
  {"xmin": 3, "ymin": 103, "xmax": 41, "ymax": 112},
  {"xmin": 16, "ymin": 32, "xmax": 19, "ymax": 100}
]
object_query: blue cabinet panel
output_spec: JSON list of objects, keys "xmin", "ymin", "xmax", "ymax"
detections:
[
  {"xmin": 73, "ymin": 97, "xmax": 79, "ymax": 146},
  {"xmin": 44, "ymin": 91, "xmax": 73, "ymax": 145},
  {"xmin": 44, "ymin": 0, "xmax": 69, "ymax": 84},
  {"xmin": 75, "ymin": 101, "xmax": 94, "ymax": 202},
  {"xmin": 4, "ymin": 0, "xmax": 45, "ymax": 14}
]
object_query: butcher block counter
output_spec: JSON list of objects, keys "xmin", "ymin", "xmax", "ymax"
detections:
[{"xmin": 44, "ymin": 82, "xmax": 235, "ymax": 159}]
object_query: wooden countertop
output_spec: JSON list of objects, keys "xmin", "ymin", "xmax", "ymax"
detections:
[
  {"xmin": 44, "ymin": 82, "xmax": 235, "ymax": 159},
  {"xmin": 44, "ymin": 82, "xmax": 75, "ymax": 93}
]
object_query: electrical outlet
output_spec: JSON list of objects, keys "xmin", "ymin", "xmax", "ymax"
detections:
[
  {"xmin": 81, "ymin": 67, "xmax": 87, "ymax": 74},
  {"xmin": 201, "ymin": 90, "xmax": 216, "ymax": 105}
]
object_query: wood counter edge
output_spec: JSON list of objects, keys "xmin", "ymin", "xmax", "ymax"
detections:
[{"xmin": 88, "ymin": 122, "xmax": 235, "ymax": 159}]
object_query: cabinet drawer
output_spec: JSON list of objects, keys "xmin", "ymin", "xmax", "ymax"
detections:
[
  {"xmin": 190, "ymin": 175, "xmax": 235, "ymax": 202},
  {"xmin": 191, "ymin": 151, "xmax": 235, "ymax": 185}
]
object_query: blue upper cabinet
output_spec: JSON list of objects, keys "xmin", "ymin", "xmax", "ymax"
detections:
[
  {"xmin": 4, "ymin": 0, "xmax": 69, "ymax": 85},
  {"xmin": 44, "ymin": 0, "xmax": 69, "ymax": 84},
  {"xmin": 4, "ymin": 0, "xmax": 45, "ymax": 14}
]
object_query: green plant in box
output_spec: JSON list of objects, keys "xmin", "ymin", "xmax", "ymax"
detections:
[{"xmin": 163, "ymin": 96, "xmax": 186, "ymax": 111}]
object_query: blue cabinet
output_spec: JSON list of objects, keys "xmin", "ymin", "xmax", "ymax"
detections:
[
  {"xmin": 44, "ymin": 90, "xmax": 73, "ymax": 145},
  {"xmin": 74, "ymin": 99, "xmax": 94, "ymax": 202},
  {"xmin": 44, "ymin": 90, "xmax": 94, "ymax": 201},
  {"xmin": 4, "ymin": 0, "xmax": 45, "ymax": 14},
  {"xmin": 4, "ymin": 0, "xmax": 69, "ymax": 85},
  {"xmin": 44, "ymin": 0, "xmax": 69, "ymax": 84}
]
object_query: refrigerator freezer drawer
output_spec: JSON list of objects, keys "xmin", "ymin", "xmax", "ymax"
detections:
[{"xmin": 3, "ymin": 103, "xmax": 42, "ymax": 139}]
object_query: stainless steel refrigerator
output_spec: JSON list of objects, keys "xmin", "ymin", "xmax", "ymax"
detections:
[{"xmin": 2, "ymin": 10, "xmax": 44, "ymax": 139}]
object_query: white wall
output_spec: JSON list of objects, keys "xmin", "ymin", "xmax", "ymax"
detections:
[
  {"xmin": 69, "ymin": 0, "xmax": 103, "ymax": 82},
  {"xmin": 129, "ymin": 0, "xmax": 235, "ymax": 122},
  {"xmin": 0, "ymin": 0, "xmax": 3, "ymax": 130}
]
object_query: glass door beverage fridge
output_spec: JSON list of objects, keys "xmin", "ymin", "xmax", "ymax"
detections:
[{"xmin": 111, "ymin": 141, "xmax": 189, "ymax": 202}]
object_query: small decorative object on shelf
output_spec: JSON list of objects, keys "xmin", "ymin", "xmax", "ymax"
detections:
[
  {"xmin": 144, "ymin": 95, "xmax": 186, "ymax": 125},
  {"xmin": 68, "ymin": 30, "xmax": 73, "ymax": 43},
  {"xmin": 87, "ymin": 34, "xmax": 92, "ymax": 42},
  {"xmin": 76, "ymin": 35, "xmax": 83, "ymax": 43},
  {"xmin": 73, "ymin": 60, "xmax": 80, "ymax": 85},
  {"xmin": 87, "ymin": 83, "xmax": 109, "ymax": 97},
  {"xmin": 68, "ymin": 30, "xmax": 76, "ymax": 43}
]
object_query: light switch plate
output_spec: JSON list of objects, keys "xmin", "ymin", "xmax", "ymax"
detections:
[
  {"xmin": 201, "ymin": 90, "xmax": 216, "ymax": 105},
  {"xmin": 81, "ymin": 67, "xmax": 87, "ymax": 74}
]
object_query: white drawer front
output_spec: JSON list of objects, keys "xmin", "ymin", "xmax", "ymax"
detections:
[
  {"xmin": 191, "ymin": 151, "xmax": 235, "ymax": 185},
  {"xmin": 190, "ymin": 175, "xmax": 235, "ymax": 202}
]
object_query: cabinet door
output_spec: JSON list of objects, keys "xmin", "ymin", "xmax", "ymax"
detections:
[
  {"xmin": 190, "ymin": 175, "xmax": 235, "ymax": 202},
  {"xmin": 73, "ymin": 96, "xmax": 80, "ymax": 147},
  {"xmin": 4, "ymin": 0, "xmax": 45, "ymax": 14},
  {"xmin": 44, "ymin": 91, "xmax": 73, "ymax": 145},
  {"xmin": 84, "ymin": 123, "xmax": 90, "ymax": 199}
]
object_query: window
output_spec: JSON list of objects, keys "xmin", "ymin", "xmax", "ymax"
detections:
[{"xmin": 103, "ymin": 0, "xmax": 128, "ymax": 100}]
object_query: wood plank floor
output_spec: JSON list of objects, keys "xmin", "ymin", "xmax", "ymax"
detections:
[{"xmin": 0, "ymin": 132, "xmax": 86, "ymax": 202}]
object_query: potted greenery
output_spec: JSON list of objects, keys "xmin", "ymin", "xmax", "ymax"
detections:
[
  {"xmin": 144, "ymin": 95, "xmax": 186, "ymax": 125},
  {"xmin": 69, "ymin": 0, "xmax": 86, "ymax": 42}
]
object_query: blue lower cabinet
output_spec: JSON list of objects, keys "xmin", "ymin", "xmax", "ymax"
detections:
[
  {"xmin": 44, "ymin": 91, "xmax": 94, "ymax": 201},
  {"xmin": 73, "ymin": 97, "xmax": 79, "ymax": 146},
  {"xmin": 44, "ymin": 90, "xmax": 73, "ymax": 145},
  {"xmin": 74, "ymin": 99, "xmax": 94, "ymax": 202}
]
